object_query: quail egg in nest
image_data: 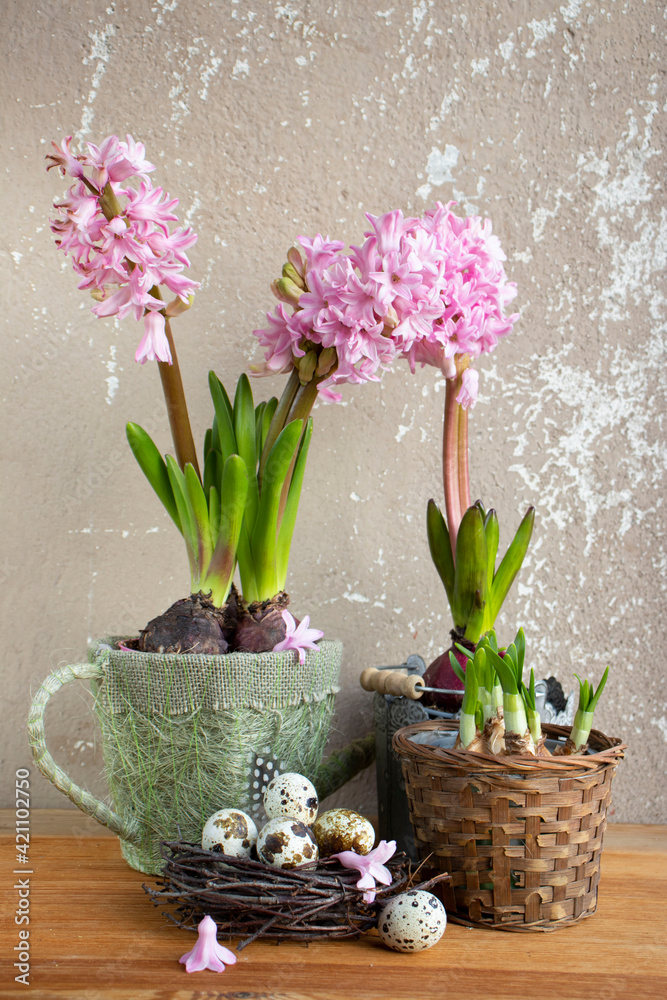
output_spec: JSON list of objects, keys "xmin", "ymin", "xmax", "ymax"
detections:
[
  {"xmin": 201, "ymin": 808, "xmax": 258, "ymax": 859},
  {"xmin": 262, "ymin": 772, "xmax": 318, "ymax": 825},
  {"xmin": 256, "ymin": 817, "xmax": 319, "ymax": 869},
  {"xmin": 313, "ymin": 808, "xmax": 375, "ymax": 856}
]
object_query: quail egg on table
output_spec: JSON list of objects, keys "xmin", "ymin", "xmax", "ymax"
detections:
[
  {"xmin": 257, "ymin": 817, "xmax": 319, "ymax": 869},
  {"xmin": 201, "ymin": 808, "xmax": 258, "ymax": 858},
  {"xmin": 377, "ymin": 890, "xmax": 447, "ymax": 953},
  {"xmin": 262, "ymin": 772, "xmax": 319, "ymax": 825},
  {"xmin": 313, "ymin": 808, "xmax": 375, "ymax": 857}
]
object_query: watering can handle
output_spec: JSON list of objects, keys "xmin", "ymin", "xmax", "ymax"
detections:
[
  {"xmin": 26, "ymin": 662, "xmax": 142, "ymax": 845},
  {"xmin": 359, "ymin": 666, "xmax": 425, "ymax": 699}
]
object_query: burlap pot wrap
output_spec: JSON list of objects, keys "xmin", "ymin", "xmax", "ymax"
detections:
[{"xmin": 28, "ymin": 637, "xmax": 342, "ymax": 875}]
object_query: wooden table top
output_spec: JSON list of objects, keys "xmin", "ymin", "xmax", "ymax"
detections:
[{"xmin": 1, "ymin": 810, "xmax": 665, "ymax": 1000}]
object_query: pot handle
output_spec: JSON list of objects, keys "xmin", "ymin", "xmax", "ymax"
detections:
[{"xmin": 27, "ymin": 662, "xmax": 142, "ymax": 845}]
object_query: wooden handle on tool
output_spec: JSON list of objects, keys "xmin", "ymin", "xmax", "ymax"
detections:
[{"xmin": 359, "ymin": 667, "xmax": 424, "ymax": 699}]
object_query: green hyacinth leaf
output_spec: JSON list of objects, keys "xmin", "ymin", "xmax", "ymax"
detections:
[
  {"xmin": 489, "ymin": 506, "xmax": 535, "ymax": 623},
  {"xmin": 514, "ymin": 627, "xmax": 526, "ymax": 676},
  {"xmin": 203, "ymin": 426, "xmax": 213, "ymax": 463},
  {"xmin": 236, "ymin": 519, "xmax": 258, "ymax": 604},
  {"xmin": 254, "ymin": 400, "xmax": 266, "ymax": 447},
  {"xmin": 575, "ymin": 667, "xmax": 609, "ymax": 715},
  {"xmin": 448, "ymin": 651, "xmax": 466, "ymax": 684},
  {"xmin": 184, "ymin": 461, "xmax": 213, "ymax": 576},
  {"xmin": 483, "ymin": 508, "xmax": 499, "ymax": 596},
  {"xmin": 233, "ymin": 373, "xmax": 260, "ymax": 535},
  {"xmin": 251, "ymin": 419, "xmax": 303, "ymax": 599},
  {"xmin": 165, "ymin": 456, "xmax": 199, "ymax": 578},
  {"xmin": 504, "ymin": 642, "xmax": 519, "ymax": 684},
  {"xmin": 208, "ymin": 484, "xmax": 220, "ymax": 545},
  {"xmin": 126, "ymin": 422, "xmax": 181, "ymax": 532},
  {"xmin": 275, "ymin": 417, "xmax": 313, "ymax": 590},
  {"xmin": 461, "ymin": 650, "xmax": 480, "ymax": 715},
  {"xmin": 208, "ymin": 371, "xmax": 238, "ymax": 462},
  {"xmin": 426, "ymin": 499, "xmax": 455, "ymax": 612},
  {"xmin": 452, "ymin": 504, "xmax": 488, "ymax": 640},
  {"xmin": 257, "ymin": 397, "xmax": 278, "ymax": 457},
  {"xmin": 485, "ymin": 646, "xmax": 520, "ymax": 695},
  {"xmin": 485, "ymin": 629, "xmax": 498, "ymax": 654},
  {"xmin": 210, "ymin": 414, "xmax": 222, "ymax": 455},
  {"xmin": 203, "ymin": 445, "xmax": 222, "ymax": 499},
  {"xmin": 523, "ymin": 668, "xmax": 536, "ymax": 711},
  {"xmin": 588, "ymin": 666, "xmax": 609, "ymax": 712},
  {"xmin": 204, "ymin": 454, "xmax": 248, "ymax": 606}
]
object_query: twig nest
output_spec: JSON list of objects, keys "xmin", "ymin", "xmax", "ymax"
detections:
[
  {"xmin": 313, "ymin": 808, "xmax": 375, "ymax": 857},
  {"xmin": 201, "ymin": 809, "xmax": 258, "ymax": 859},
  {"xmin": 256, "ymin": 817, "xmax": 319, "ymax": 869},
  {"xmin": 263, "ymin": 772, "xmax": 318, "ymax": 825},
  {"xmin": 378, "ymin": 890, "xmax": 447, "ymax": 952}
]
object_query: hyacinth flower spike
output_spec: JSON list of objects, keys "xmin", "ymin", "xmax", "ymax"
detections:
[
  {"xmin": 179, "ymin": 915, "xmax": 237, "ymax": 974},
  {"xmin": 47, "ymin": 133, "xmax": 200, "ymax": 476}
]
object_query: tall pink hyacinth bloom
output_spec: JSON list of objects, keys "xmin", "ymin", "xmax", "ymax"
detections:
[
  {"xmin": 47, "ymin": 133, "xmax": 199, "ymax": 365},
  {"xmin": 253, "ymin": 202, "xmax": 518, "ymax": 410},
  {"xmin": 47, "ymin": 132, "xmax": 202, "ymax": 475},
  {"xmin": 179, "ymin": 915, "xmax": 237, "ymax": 974},
  {"xmin": 251, "ymin": 203, "xmax": 518, "ymax": 554}
]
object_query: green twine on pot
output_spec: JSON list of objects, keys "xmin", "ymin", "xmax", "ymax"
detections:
[{"xmin": 89, "ymin": 638, "xmax": 342, "ymax": 874}]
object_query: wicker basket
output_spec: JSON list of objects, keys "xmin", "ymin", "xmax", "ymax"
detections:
[{"xmin": 393, "ymin": 720, "xmax": 626, "ymax": 932}]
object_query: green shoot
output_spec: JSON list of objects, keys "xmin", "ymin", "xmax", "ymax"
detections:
[
  {"xmin": 458, "ymin": 647, "xmax": 483, "ymax": 748},
  {"xmin": 521, "ymin": 669, "xmax": 542, "ymax": 744},
  {"xmin": 485, "ymin": 645, "xmax": 527, "ymax": 737},
  {"xmin": 569, "ymin": 667, "xmax": 610, "ymax": 752}
]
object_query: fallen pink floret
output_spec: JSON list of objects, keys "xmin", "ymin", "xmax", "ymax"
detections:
[
  {"xmin": 330, "ymin": 839, "xmax": 397, "ymax": 903},
  {"xmin": 179, "ymin": 915, "xmax": 237, "ymax": 974}
]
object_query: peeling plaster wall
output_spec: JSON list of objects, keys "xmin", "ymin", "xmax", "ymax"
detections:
[{"xmin": 1, "ymin": 0, "xmax": 665, "ymax": 822}]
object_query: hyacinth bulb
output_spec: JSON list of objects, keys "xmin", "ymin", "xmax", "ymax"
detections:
[
  {"xmin": 422, "ymin": 637, "xmax": 469, "ymax": 711},
  {"xmin": 233, "ymin": 592, "xmax": 291, "ymax": 653}
]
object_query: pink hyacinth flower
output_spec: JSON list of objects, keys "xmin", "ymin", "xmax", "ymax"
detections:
[
  {"xmin": 45, "ymin": 135, "xmax": 86, "ymax": 179},
  {"xmin": 272, "ymin": 610, "xmax": 324, "ymax": 665},
  {"xmin": 455, "ymin": 367, "xmax": 479, "ymax": 409},
  {"xmin": 179, "ymin": 915, "xmax": 237, "ymax": 974},
  {"xmin": 331, "ymin": 839, "xmax": 397, "ymax": 904},
  {"xmin": 135, "ymin": 311, "xmax": 172, "ymax": 364}
]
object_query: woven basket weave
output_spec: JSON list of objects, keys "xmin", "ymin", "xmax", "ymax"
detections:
[{"xmin": 393, "ymin": 720, "xmax": 626, "ymax": 932}]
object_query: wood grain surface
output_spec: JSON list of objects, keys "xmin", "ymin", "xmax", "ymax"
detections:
[{"xmin": 1, "ymin": 811, "xmax": 665, "ymax": 1000}]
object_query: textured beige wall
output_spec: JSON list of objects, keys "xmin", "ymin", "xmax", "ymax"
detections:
[{"xmin": 2, "ymin": 0, "xmax": 665, "ymax": 822}]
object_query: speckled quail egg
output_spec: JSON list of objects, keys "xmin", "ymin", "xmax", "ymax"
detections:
[
  {"xmin": 313, "ymin": 808, "xmax": 376, "ymax": 857},
  {"xmin": 201, "ymin": 808, "xmax": 258, "ymax": 859},
  {"xmin": 256, "ymin": 817, "xmax": 319, "ymax": 869},
  {"xmin": 262, "ymin": 772, "xmax": 319, "ymax": 825},
  {"xmin": 378, "ymin": 890, "xmax": 447, "ymax": 953}
]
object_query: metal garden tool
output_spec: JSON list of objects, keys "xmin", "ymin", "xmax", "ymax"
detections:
[{"xmin": 359, "ymin": 666, "xmax": 462, "ymax": 701}]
